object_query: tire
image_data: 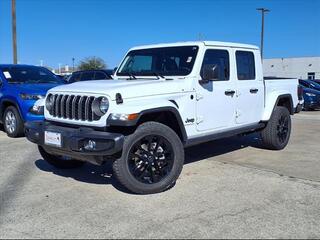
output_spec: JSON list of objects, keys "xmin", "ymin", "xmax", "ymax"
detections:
[
  {"xmin": 3, "ymin": 106, "xmax": 24, "ymax": 138},
  {"xmin": 261, "ymin": 106, "xmax": 291, "ymax": 150},
  {"xmin": 113, "ymin": 121, "xmax": 184, "ymax": 194},
  {"xmin": 38, "ymin": 146, "xmax": 85, "ymax": 169}
]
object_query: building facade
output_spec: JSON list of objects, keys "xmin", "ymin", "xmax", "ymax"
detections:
[{"xmin": 263, "ymin": 57, "xmax": 320, "ymax": 80}]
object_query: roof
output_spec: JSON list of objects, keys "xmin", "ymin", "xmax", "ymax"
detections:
[
  {"xmin": 264, "ymin": 56, "xmax": 320, "ymax": 60},
  {"xmin": 71, "ymin": 69, "xmax": 112, "ymax": 74},
  {"xmin": 130, "ymin": 41, "xmax": 259, "ymax": 50},
  {"xmin": 0, "ymin": 64, "xmax": 37, "ymax": 69}
]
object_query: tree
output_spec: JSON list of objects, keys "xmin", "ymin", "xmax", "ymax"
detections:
[{"xmin": 78, "ymin": 56, "xmax": 107, "ymax": 70}]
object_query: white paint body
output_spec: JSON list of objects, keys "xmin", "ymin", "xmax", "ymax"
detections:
[{"xmin": 44, "ymin": 41, "xmax": 300, "ymax": 140}]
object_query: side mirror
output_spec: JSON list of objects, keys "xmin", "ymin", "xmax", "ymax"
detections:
[{"xmin": 200, "ymin": 64, "xmax": 219, "ymax": 83}]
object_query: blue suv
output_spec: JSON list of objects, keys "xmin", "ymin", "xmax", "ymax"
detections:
[
  {"xmin": 299, "ymin": 80, "xmax": 320, "ymax": 111},
  {"xmin": 0, "ymin": 65, "xmax": 64, "ymax": 137}
]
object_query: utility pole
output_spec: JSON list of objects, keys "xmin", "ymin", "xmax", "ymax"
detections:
[
  {"xmin": 12, "ymin": 0, "xmax": 18, "ymax": 64},
  {"xmin": 256, "ymin": 8, "xmax": 270, "ymax": 60}
]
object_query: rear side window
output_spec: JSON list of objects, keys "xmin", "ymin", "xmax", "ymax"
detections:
[
  {"xmin": 236, "ymin": 51, "xmax": 255, "ymax": 80},
  {"xmin": 200, "ymin": 49, "xmax": 230, "ymax": 81},
  {"xmin": 94, "ymin": 71, "xmax": 108, "ymax": 80},
  {"xmin": 81, "ymin": 71, "xmax": 94, "ymax": 81}
]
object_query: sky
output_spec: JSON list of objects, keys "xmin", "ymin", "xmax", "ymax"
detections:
[{"xmin": 0, "ymin": 0, "xmax": 319, "ymax": 69}]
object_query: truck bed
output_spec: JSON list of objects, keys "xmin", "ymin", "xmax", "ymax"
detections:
[{"xmin": 262, "ymin": 77, "xmax": 300, "ymax": 121}]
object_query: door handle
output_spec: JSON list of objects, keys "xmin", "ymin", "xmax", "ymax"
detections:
[
  {"xmin": 225, "ymin": 90, "xmax": 235, "ymax": 96},
  {"xmin": 250, "ymin": 88, "xmax": 259, "ymax": 94}
]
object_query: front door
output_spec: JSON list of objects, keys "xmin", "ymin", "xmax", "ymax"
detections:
[{"xmin": 196, "ymin": 48, "xmax": 236, "ymax": 132}]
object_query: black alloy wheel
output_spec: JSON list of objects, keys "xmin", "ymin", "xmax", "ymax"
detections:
[
  {"xmin": 113, "ymin": 121, "xmax": 184, "ymax": 194},
  {"xmin": 277, "ymin": 115, "xmax": 289, "ymax": 143},
  {"xmin": 128, "ymin": 135, "xmax": 174, "ymax": 184}
]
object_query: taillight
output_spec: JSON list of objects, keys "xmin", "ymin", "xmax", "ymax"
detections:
[{"xmin": 298, "ymin": 85, "xmax": 303, "ymax": 100}]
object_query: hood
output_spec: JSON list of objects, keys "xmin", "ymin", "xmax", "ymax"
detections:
[
  {"xmin": 49, "ymin": 79, "xmax": 191, "ymax": 100},
  {"xmin": 13, "ymin": 83, "xmax": 61, "ymax": 95}
]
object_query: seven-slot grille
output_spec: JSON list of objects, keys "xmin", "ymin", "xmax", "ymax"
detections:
[{"xmin": 48, "ymin": 94, "xmax": 101, "ymax": 121}]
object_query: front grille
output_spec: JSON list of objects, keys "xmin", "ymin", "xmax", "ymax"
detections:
[{"xmin": 48, "ymin": 94, "xmax": 101, "ymax": 122}]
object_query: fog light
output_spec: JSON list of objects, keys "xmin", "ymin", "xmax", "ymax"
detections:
[{"xmin": 84, "ymin": 140, "xmax": 96, "ymax": 151}]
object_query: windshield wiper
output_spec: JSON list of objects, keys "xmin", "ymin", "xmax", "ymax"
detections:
[
  {"xmin": 8, "ymin": 81, "xmax": 23, "ymax": 84},
  {"xmin": 127, "ymin": 73, "xmax": 137, "ymax": 80},
  {"xmin": 152, "ymin": 72, "xmax": 173, "ymax": 80},
  {"xmin": 152, "ymin": 72, "xmax": 165, "ymax": 79}
]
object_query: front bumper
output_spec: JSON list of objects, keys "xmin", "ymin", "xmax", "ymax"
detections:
[
  {"xmin": 304, "ymin": 100, "xmax": 320, "ymax": 110},
  {"xmin": 25, "ymin": 121, "xmax": 124, "ymax": 165}
]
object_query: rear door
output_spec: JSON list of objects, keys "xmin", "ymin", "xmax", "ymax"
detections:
[
  {"xmin": 195, "ymin": 48, "xmax": 236, "ymax": 132},
  {"xmin": 234, "ymin": 50, "xmax": 264, "ymax": 125}
]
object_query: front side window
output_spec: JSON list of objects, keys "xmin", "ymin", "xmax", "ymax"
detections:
[
  {"xmin": 2, "ymin": 66, "xmax": 62, "ymax": 84},
  {"xmin": 117, "ymin": 46, "xmax": 199, "ymax": 77},
  {"xmin": 94, "ymin": 71, "xmax": 108, "ymax": 80},
  {"xmin": 236, "ymin": 51, "xmax": 256, "ymax": 80},
  {"xmin": 69, "ymin": 72, "xmax": 81, "ymax": 82},
  {"xmin": 200, "ymin": 49, "xmax": 230, "ymax": 81}
]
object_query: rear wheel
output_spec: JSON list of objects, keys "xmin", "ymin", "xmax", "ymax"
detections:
[
  {"xmin": 113, "ymin": 122, "xmax": 184, "ymax": 194},
  {"xmin": 261, "ymin": 106, "xmax": 291, "ymax": 150},
  {"xmin": 3, "ymin": 106, "xmax": 24, "ymax": 138},
  {"xmin": 38, "ymin": 146, "xmax": 85, "ymax": 169}
]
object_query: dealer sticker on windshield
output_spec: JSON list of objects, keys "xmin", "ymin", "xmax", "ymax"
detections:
[
  {"xmin": 3, "ymin": 71, "xmax": 12, "ymax": 79},
  {"xmin": 44, "ymin": 131, "xmax": 62, "ymax": 147}
]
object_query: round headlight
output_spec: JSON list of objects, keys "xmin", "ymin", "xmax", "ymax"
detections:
[
  {"xmin": 45, "ymin": 94, "xmax": 55, "ymax": 111},
  {"xmin": 92, "ymin": 97, "xmax": 109, "ymax": 116},
  {"xmin": 99, "ymin": 97, "xmax": 109, "ymax": 114}
]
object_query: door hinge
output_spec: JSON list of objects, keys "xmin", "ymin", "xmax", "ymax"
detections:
[
  {"xmin": 196, "ymin": 93, "xmax": 203, "ymax": 101},
  {"xmin": 196, "ymin": 116, "xmax": 204, "ymax": 124},
  {"xmin": 235, "ymin": 110, "xmax": 241, "ymax": 118}
]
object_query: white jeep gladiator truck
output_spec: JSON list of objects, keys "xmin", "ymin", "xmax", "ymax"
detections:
[{"xmin": 25, "ymin": 41, "xmax": 303, "ymax": 194}]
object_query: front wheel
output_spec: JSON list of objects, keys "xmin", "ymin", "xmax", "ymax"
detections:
[
  {"xmin": 113, "ymin": 122, "xmax": 184, "ymax": 194},
  {"xmin": 38, "ymin": 146, "xmax": 85, "ymax": 169},
  {"xmin": 261, "ymin": 106, "xmax": 291, "ymax": 150},
  {"xmin": 3, "ymin": 106, "xmax": 24, "ymax": 138}
]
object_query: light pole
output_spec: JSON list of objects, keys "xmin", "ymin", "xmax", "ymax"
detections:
[
  {"xmin": 12, "ymin": 0, "xmax": 17, "ymax": 64},
  {"xmin": 257, "ymin": 8, "xmax": 270, "ymax": 60},
  {"xmin": 72, "ymin": 57, "xmax": 75, "ymax": 72}
]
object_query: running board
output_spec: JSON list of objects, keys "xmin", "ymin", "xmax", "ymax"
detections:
[{"xmin": 185, "ymin": 123, "xmax": 266, "ymax": 147}]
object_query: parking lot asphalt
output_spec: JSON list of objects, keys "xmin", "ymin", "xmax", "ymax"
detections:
[{"xmin": 1, "ymin": 112, "xmax": 320, "ymax": 239}]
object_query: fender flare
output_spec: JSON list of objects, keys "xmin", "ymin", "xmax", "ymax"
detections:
[
  {"xmin": 273, "ymin": 94, "xmax": 294, "ymax": 115},
  {"xmin": 107, "ymin": 106, "xmax": 188, "ymax": 143},
  {"xmin": 0, "ymin": 99, "xmax": 23, "ymax": 120}
]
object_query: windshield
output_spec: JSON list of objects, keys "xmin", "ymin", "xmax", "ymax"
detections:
[
  {"xmin": 309, "ymin": 80, "xmax": 320, "ymax": 90},
  {"xmin": 117, "ymin": 46, "xmax": 199, "ymax": 77},
  {"xmin": 2, "ymin": 66, "xmax": 63, "ymax": 84}
]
